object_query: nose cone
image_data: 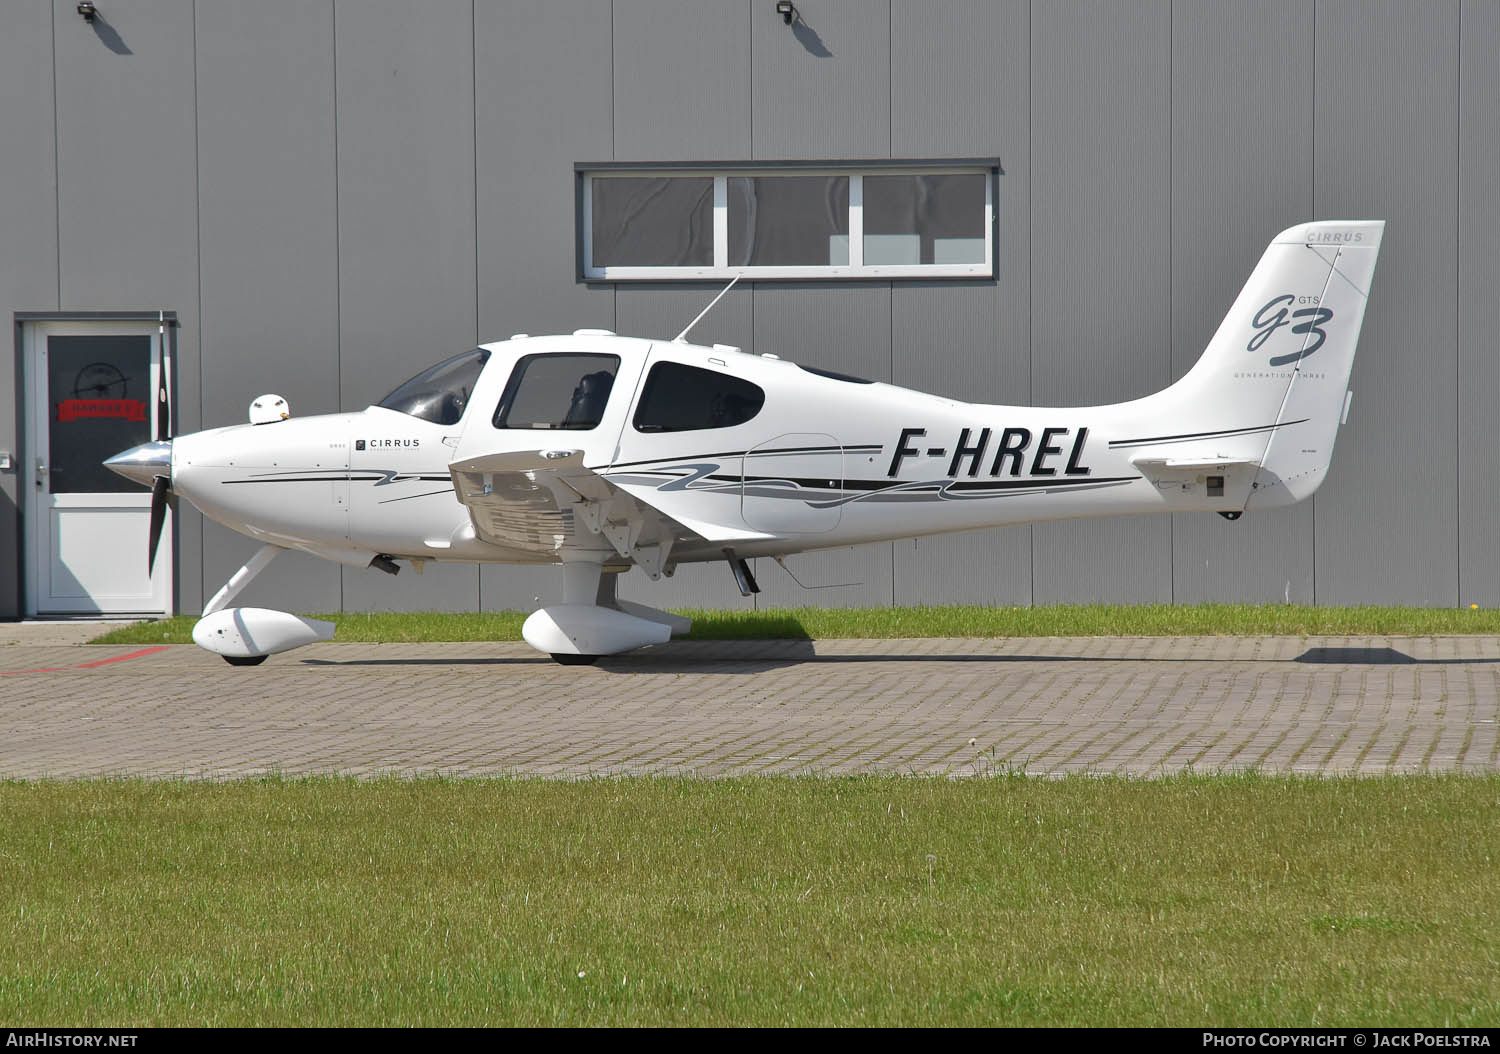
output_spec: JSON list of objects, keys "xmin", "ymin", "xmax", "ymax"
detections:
[{"xmin": 104, "ymin": 439, "xmax": 172, "ymax": 489}]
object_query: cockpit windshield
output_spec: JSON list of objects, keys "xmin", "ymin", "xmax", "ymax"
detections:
[{"xmin": 377, "ymin": 348, "xmax": 491, "ymax": 425}]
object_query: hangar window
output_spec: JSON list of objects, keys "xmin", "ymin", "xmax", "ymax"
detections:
[
  {"xmin": 579, "ymin": 161, "xmax": 996, "ymax": 281},
  {"xmin": 632, "ymin": 362, "xmax": 765, "ymax": 432},
  {"xmin": 493, "ymin": 353, "xmax": 620, "ymax": 430},
  {"xmin": 590, "ymin": 177, "xmax": 714, "ymax": 268}
]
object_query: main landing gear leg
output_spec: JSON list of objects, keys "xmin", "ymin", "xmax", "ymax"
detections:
[
  {"xmin": 553, "ymin": 559, "xmax": 606, "ymax": 665},
  {"xmin": 522, "ymin": 556, "xmax": 675, "ymax": 663}
]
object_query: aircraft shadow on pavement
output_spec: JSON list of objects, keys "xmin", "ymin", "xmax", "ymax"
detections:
[
  {"xmin": 300, "ymin": 657, "xmax": 553, "ymax": 667},
  {"xmin": 1291, "ymin": 646, "xmax": 1500, "ymax": 665},
  {"xmin": 294, "ymin": 643, "xmax": 1500, "ymax": 673}
]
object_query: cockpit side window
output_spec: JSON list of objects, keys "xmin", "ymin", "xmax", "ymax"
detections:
[
  {"xmin": 493, "ymin": 353, "xmax": 621, "ymax": 430},
  {"xmin": 632, "ymin": 361, "xmax": 765, "ymax": 432},
  {"xmin": 377, "ymin": 348, "xmax": 491, "ymax": 425}
]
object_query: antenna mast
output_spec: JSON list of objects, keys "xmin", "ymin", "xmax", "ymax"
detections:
[{"xmin": 673, "ymin": 274, "xmax": 742, "ymax": 343}]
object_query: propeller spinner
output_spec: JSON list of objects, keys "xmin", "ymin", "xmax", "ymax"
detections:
[{"xmin": 103, "ymin": 439, "xmax": 174, "ymax": 574}]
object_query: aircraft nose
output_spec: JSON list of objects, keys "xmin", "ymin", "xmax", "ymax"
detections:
[{"xmin": 104, "ymin": 439, "xmax": 173, "ymax": 489}]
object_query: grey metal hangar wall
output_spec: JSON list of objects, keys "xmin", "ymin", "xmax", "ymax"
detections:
[{"xmin": 1, "ymin": 0, "xmax": 1496, "ymax": 619}]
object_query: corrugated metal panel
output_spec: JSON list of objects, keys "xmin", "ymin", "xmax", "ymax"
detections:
[
  {"xmin": 1029, "ymin": 0, "xmax": 1172, "ymax": 604},
  {"xmin": 1312, "ymin": 0, "xmax": 1460, "ymax": 605},
  {"xmin": 613, "ymin": 0, "xmax": 751, "ymax": 161},
  {"xmin": 0, "ymin": 1, "xmax": 59, "ymax": 617},
  {"xmin": 889, "ymin": 0, "xmax": 1032, "ymax": 607},
  {"xmin": 893, "ymin": 529, "xmax": 1033, "ymax": 607},
  {"xmin": 201, "ymin": 523, "xmax": 343, "ymax": 617},
  {"xmin": 336, "ymin": 0, "xmax": 477, "ymax": 410},
  {"xmin": 477, "ymin": 0, "xmax": 614, "ymax": 340},
  {"xmin": 0, "ymin": 3, "xmax": 57, "ymax": 316},
  {"xmin": 197, "ymin": 1, "xmax": 340, "ymax": 427},
  {"xmin": 755, "ymin": 283, "xmax": 891, "ymax": 380},
  {"xmin": 752, "ymin": 545, "xmax": 895, "ymax": 611},
  {"xmin": 53, "ymin": 0, "xmax": 198, "ymax": 323},
  {"xmin": 1457, "ymin": 0, "xmax": 1500, "ymax": 607},
  {"xmin": 618, "ymin": 561, "xmax": 758, "ymax": 614},
  {"xmin": 614, "ymin": 284, "xmax": 753, "ymax": 350},
  {"xmin": 891, "ymin": 0, "xmax": 1021, "ymax": 157},
  {"xmin": 1168, "ymin": 0, "xmax": 1317, "ymax": 604},
  {"xmin": 194, "ymin": 0, "xmax": 343, "ymax": 613},
  {"xmin": 751, "ymin": 0, "xmax": 890, "ymax": 159},
  {"xmin": 51, "ymin": 0, "xmax": 205, "ymax": 611},
  {"xmin": 480, "ymin": 562, "xmax": 564, "ymax": 614},
  {"xmin": 334, "ymin": 0, "xmax": 479, "ymax": 611},
  {"xmin": 343, "ymin": 559, "xmax": 480, "ymax": 614}
]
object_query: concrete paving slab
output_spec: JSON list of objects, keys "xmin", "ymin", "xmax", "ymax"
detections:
[{"xmin": 2, "ymin": 635, "xmax": 1499, "ymax": 779}]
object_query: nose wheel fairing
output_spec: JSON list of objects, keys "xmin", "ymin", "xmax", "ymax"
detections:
[{"xmin": 193, "ymin": 607, "xmax": 335, "ymax": 661}]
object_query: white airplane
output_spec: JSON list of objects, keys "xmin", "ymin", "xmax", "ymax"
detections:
[{"xmin": 106, "ymin": 220, "xmax": 1383, "ymax": 665}]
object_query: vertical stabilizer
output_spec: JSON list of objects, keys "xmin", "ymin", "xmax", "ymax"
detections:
[{"xmin": 1151, "ymin": 220, "xmax": 1384, "ymax": 508}]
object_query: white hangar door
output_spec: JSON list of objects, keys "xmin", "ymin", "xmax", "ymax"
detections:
[{"xmin": 23, "ymin": 321, "xmax": 172, "ymax": 616}]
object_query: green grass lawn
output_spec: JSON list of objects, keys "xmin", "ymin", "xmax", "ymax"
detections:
[
  {"xmin": 90, "ymin": 602, "xmax": 1500, "ymax": 646},
  {"xmin": 1, "ymin": 775, "xmax": 1496, "ymax": 1026}
]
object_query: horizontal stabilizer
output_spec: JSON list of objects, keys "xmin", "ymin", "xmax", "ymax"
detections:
[
  {"xmin": 1130, "ymin": 455, "xmax": 1262, "ymax": 473},
  {"xmin": 1130, "ymin": 452, "xmax": 1260, "ymax": 507}
]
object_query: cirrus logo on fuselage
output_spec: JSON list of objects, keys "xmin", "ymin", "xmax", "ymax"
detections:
[
  {"xmin": 1248, "ymin": 295, "xmax": 1333, "ymax": 367},
  {"xmin": 354, "ymin": 438, "xmax": 420, "ymax": 451}
]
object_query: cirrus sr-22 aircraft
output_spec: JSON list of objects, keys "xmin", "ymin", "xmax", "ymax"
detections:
[{"xmin": 106, "ymin": 220, "xmax": 1383, "ymax": 665}]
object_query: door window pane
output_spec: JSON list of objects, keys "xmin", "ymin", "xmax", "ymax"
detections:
[
  {"xmin": 493, "ymin": 354, "xmax": 620, "ymax": 430},
  {"xmin": 863, "ymin": 173, "xmax": 986, "ymax": 265},
  {"xmin": 48, "ymin": 334, "xmax": 153, "ymax": 494},
  {"xmin": 727, "ymin": 175, "xmax": 850, "ymax": 267},
  {"xmin": 591, "ymin": 177, "xmax": 714, "ymax": 268}
]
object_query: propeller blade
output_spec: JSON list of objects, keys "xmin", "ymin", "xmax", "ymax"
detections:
[
  {"xmin": 148, "ymin": 474, "xmax": 170, "ymax": 576},
  {"xmin": 156, "ymin": 320, "xmax": 172, "ymax": 439}
]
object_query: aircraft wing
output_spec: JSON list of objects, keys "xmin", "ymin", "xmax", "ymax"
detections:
[{"xmin": 449, "ymin": 449, "xmax": 704, "ymax": 577}]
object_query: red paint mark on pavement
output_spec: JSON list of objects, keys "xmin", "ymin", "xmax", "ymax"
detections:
[
  {"xmin": 2, "ymin": 645, "xmax": 169, "ymax": 676},
  {"xmin": 75, "ymin": 646, "xmax": 171, "ymax": 668}
]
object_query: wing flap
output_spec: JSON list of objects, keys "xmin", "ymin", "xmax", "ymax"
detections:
[{"xmin": 449, "ymin": 449, "xmax": 702, "ymax": 574}]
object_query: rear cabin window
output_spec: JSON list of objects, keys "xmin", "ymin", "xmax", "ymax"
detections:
[
  {"xmin": 632, "ymin": 361, "xmax": 765, "ymax": 432},
  {"xmin": 493, "ymin": 353, "xmax": 620, "ymax": 430}
]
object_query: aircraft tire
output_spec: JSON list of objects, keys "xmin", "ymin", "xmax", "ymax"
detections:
[
  {"xmin": 551, "ymin": 653, "xmax": 601, "ymax": 666},
  {"xmin": 223, "ymin": 654, "xmax": 269, "ymax": 667}
]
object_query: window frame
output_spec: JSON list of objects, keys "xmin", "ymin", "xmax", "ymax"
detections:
[
  {"xmin": 491, "ymin": 351, "xmax": 622, "ymax": 432},
  {"xmin": 577, "ymin": 159, "xmax": 998, "ymax": 282}
]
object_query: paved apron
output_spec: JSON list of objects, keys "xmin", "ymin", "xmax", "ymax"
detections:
[{"xmin": 2, "ymin": 634, "xmax": 1497, "ymax": 779}]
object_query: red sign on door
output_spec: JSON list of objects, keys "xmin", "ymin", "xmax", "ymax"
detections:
[{"xmin": 55, "ymin": 398, "xmax": 149, "ymax": 423}]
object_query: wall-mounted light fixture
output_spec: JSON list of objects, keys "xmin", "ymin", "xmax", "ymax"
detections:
[
  {"xmin": 77, "ymin": 2, "xmax": 98, "ymax": 23},
  {"xmin": 775, "ymin": 2, "xmax": 799, "ymax": 26}
]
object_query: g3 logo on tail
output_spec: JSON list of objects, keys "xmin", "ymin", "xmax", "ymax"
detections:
[{"xmin": 1249, "ymin": 294, "xmax": 1333, "ymax": 366}]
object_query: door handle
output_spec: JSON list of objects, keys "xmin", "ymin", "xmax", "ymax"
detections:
[{"xmin": 34, "ymin": 459, "xmax": 45, "ymax": 487}]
